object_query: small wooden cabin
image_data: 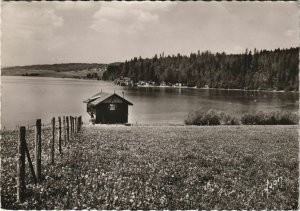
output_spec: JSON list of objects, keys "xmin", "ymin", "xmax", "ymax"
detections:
[{"xmin": 83, "ymin": 92, "xmax": 133, "ymax": 124}]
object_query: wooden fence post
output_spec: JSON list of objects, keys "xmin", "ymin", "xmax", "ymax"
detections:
[
  {"xmin": 72, "ymin": 116, "xmax": 74, "ymax": 136},
  {"xmin": 35, "ymin": 119, "xmax": 42, "ymax": 183},
  {"xmin": 66, "ymin": 116, "xmax": 69, "ymax": 143},
  {"xmin": 72, "ymin": 117, "xmax": 75, "ymax": 134},
  {"xmin": 24, "ymin": 142, "xmax": 37, "ymax": 184},
  {"xmin": 50, "ymin": 117, "xmax": 55, "ymax": 164},
  {"xmin": 72, "ymin": 116, "xmax": 75, "ymax": 135},
  {"xmin": 80, "ymin": 116, "xmax": 82, "ymax": 131},
  {"xmin": 69, "ymin": 116, "xmax": 72, "ymax": 138},
  {"xmin": 58, "ymin": 116, "xmax": 62, "ymax": 154},
  {"xmin": 77, "ymin": 116, "xmax": 81, "ymax": 132},
  {"xmin": 63, "ymin": 116, "xmax": 66, "ymax": 147},
  {"xmin": 17, "ymin": 126, "xmax": 26, "ymax": 202},
  {"xmin": 74, "ymin": 117, "xmax": 76, "ymax": 133},
  {"xmin": 74, "ymin": 117, "xmax": 77, "ymax": 134}
]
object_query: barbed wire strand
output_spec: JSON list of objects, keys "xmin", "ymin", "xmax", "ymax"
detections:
[
  {"xmin": 27, "ymin": 125, "xmax": 36, "ymax": 129},
  {"xmin": 2, "ymin": 115, "xmax": 82, "ymax": 131},
  {"xmin": 43, "ymin": 122, "xmax": 53, "ymax": 127}
]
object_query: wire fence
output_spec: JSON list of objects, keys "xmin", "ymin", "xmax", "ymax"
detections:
[{"xmin": 10, "ymin": 115, "xmax": 83, "ymax": 203}]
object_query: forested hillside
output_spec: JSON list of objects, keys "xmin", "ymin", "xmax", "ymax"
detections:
[
  {"xmin": 3, "ymin": 63, "xmax": 106, "ymax": 72},
  {"xmin": 2, "ymin": 63, "xmax": 107, "ymax": 79},
  {"xmin": 103, "ymin": 47, "xmax": 299, "ymax": 91}
]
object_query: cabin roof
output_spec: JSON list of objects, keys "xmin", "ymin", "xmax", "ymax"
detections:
[{"xmin": 83, "ymin": 92, "xmax": 133, "ymax": 106}]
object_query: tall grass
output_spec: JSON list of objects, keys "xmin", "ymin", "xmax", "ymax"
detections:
[{"xmin": 185, "ymin": 109, "xmax": 298, "ymax": 126}]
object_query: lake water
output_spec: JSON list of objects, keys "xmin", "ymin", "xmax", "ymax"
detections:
[{"xmin": 1, "ymin": 76, "xmax": 299, "ymax": 129}]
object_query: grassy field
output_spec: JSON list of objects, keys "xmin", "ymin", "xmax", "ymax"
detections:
[{"xmin": 1, "ymin": 125, "xmax": 298, "ymax": 209}]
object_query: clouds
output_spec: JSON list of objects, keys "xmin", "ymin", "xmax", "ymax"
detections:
[
  {"xmin": 1, "ymin": 1, "xmax": 298, "ymax": 67},
  {"xmin": 285, "ymin": 29, "xmax": 298, "ymax": 38},
  {"xmin": 2, "ymin": 2, "xmax": 64, "ymax": 45},
  {"xmin": 55, "ymin": 1, "xmax": 97, "ymax": 11},
  {"xmin": 2, "ymin": 2, "xmax": 63, "ymax": 36},
  {"xmin": 90, "ymin": 2, "xmax": 176, "ymax": 34},
  {"xmin": 2, "ymin": 2, "xmax": 65, "ymax": 65}
]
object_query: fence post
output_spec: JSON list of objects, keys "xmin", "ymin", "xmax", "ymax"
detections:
[
  {"xmin": 17, "ymin": 126, "xmax": 26, "ymax": 202},
  {"xmin": 75, "ymin": 117, "xmax": 77, "ymax": 134},
  {"xmin": 63, "ymin": 116, "xmax": 66, "ymax": 147},
  {"xmin": 73, "ymin": 117, "xmax": 75, "ymax": 134},
  {"xmin": 72, "ymin": 116, "xmax": 75, "ymax": 135},
  {"xmin": 66, "ymin": 116, "xmax": 69, "ymax": 143},
  {"xmin": 24, "ymin": 141, "xmax": 37, "ymax": 184},
  {"xmin": 69, "ymin": 116, "xmax": 72, "ymax": 138},
  {"xmin": 72, "ymin": 116, "xmax": 74, "ymax": 136},
  {"xmin": 78, "ymin": 116, "xmax": 81, "ymax": 132},
  {"xmin": 80, "ymin": 116, "xmax": 82, "ymax": 131},
  {"xmin": 35, "ymin": 119, "xmax": 42, "ymax": 183},
  {"xmin": 58, "ymin": 116, "xmax": 62, "ymax": 154},
  {"xmin": 50, "ymin": 117, "xmax": 55, "ymax": 164}
]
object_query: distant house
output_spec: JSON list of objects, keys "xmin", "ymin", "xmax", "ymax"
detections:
[
  {"xmin": 114, "ymin": 77, "xmax": 133, "ymax": 87},
  {"xmin": 83, "ymin": 92, "xmax": 133, "ymax": 124}
]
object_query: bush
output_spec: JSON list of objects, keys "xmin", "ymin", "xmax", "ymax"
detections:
[
  {"xmin": 241, "ymin": 111, "xmax": 298, "ymax": 125},
  {"xmin": 186, "ymin": 109, "xmax": 298, "ymax": 126},
  {"xmin": 278, "ymin": 111, "xmax": 299, "ymax": 125},
  {"xmin": 202, "ymin": 110, "xmax": 221, "ymax": 125},
  {"xmin": 185, "ymin": 109, "xmax": 221, "ymax": 126},
  {"xmin": 219, "ymin": 112, "xmax": 240, "ymax": 125},
  {"xmin": 254, "ymin": 111, "xmax": 273, "ymax": 125},
  {"xmin": 184, "ymin": 108, "xmax": 206, "ymax": 125},
  {"xmin": 241, "ymin": 113, "xmax": 255, "ymax": 125}
]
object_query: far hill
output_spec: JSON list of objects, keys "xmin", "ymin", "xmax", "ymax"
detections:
[{"xmin": 2, "ymin": 63, "xmax": 107, "ymax": 80}]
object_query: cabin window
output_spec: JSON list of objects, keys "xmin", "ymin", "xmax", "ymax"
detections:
[{"xmin": 109, "ymin": 104, "xmax": 116, "ymax": 111}]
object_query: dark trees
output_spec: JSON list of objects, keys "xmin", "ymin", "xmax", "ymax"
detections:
[{"xmin": 103, "ymin": 47, "xmax": 299, "ymax": 91}]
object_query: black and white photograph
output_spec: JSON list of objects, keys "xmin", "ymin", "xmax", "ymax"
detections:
[{"xmin": 1, "ymin": 1, "xmax": 299, "ymax": 209}]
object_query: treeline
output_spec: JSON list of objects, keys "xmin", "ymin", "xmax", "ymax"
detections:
[
  {"xmin": 103, "ymin": 47, "xmax": 299, "ymax": 91},
  {"xmin": 86, "ymin": 72, "xmax": 101, "ymax": 80},
  {"xmin": 4, "ymin": 63, "xmax": 107, "ymax": 72}
]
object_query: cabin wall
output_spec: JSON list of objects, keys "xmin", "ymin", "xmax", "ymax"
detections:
[{"xmin": 95, "ymin": 103, "xmax": 128, "ymax": 124}]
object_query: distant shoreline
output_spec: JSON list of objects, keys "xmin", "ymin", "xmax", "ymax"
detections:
[
  {"xmin": 2, "ymin": 75, "xmax": 299, "ymax": 93},
  {"xmin": 131, "ymin": 84, "xmax": 299, "ymax": 93}
]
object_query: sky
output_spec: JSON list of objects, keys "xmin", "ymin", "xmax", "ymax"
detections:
[{"xmin": 1, "ymin": 1, "xmax": 299, "ymax": 67}]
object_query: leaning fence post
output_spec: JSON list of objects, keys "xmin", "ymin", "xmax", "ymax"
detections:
[
  {"xmin": 50, "ymin": 117, "xmax": 55, "ymax": 164},
  {"xmin": 35, "ymin": 119, "xmax": 42, "ymax": 183},
  {"xmin": 58, "ymin": 116, "xmax": 62, "ymax": 154},
  {"xmin": 17, "ymin": 126, "xmax": 26, "ymax": 202},
  {"xmin": 66, "ymin": 116, "xmax": 69, "ymax": 143},
  {"xmin": 63, "ymin": 116, "xmax": 66, "ymax": 147},
  {"xmin": 24, "ymin": 141, "xmax": 37, "ymax": 184}
]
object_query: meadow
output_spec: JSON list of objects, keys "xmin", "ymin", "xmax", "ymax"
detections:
[{"xmin": 1, "ymin": 125, "xmax": 298, "ymax": 209}]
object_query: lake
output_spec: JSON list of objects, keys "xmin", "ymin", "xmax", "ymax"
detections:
[{"xmin": 1, "ymin": 76, "xmax": 299, "ymax": 129}]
